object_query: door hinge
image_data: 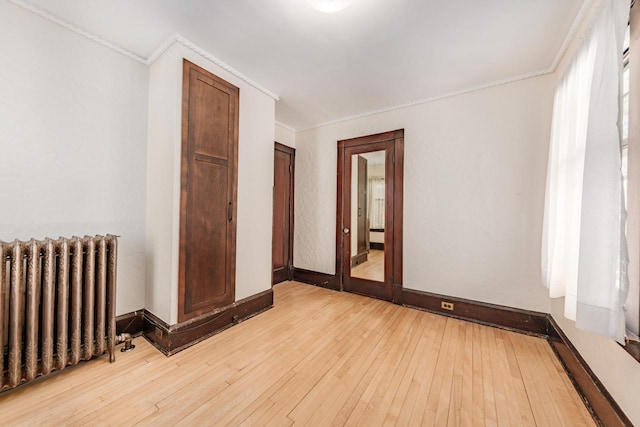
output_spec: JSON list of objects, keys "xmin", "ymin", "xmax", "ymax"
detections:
[{"xmin": 289, "ymin": 164, "xmax": 292, "ymax": 173}]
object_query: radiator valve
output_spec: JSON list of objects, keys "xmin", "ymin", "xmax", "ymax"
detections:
[{"xmin": 116, "ymin": 333, "xmax": 135, "ymax": 352}]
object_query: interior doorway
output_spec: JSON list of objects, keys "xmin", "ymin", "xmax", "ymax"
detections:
[
  {"xmin": 337, "ymin": 130, "xmax": 404, "ymax": 303},
  {"xmin": 272, "ymin": 142, "xmax": 295, "ymax": 284}
]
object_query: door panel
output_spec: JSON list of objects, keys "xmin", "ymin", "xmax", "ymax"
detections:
[
  {"xmin": 337, "ymin": 130, "xmax": 404, "ymax": 303},
  {"xmin": 179, "ymin": 60, "xmax": 239, "ymax": 322},
  {"xmin": 273, "ymin": 143, "xmax": 295, "ymax": 284}
]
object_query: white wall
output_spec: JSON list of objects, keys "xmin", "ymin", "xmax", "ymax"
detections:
[
  {"xmin": 551, "ymin": 299, "xmax": 640, "ymax": 425},
  {"xmin": 0, "ymin": 1, "xmax": 149, "ymax": 316},
  {"xmin": 295, "ymin": 75, "xmax": 554, "ymax": 312},
  {"xmin": 275, "ymin": 123, "xmax": 296, "ymax": 148},
  {"xmin": 145, "ymin": 43, "xmax": 275, "ymax": 325}
]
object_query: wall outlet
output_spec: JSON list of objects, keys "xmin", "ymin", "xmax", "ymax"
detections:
[{"xmin": 441, "ymin": 301, "xmax": 454, "ymax": 311}]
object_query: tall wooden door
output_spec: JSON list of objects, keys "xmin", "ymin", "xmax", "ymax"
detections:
[
  {"xmin": 178, "ymin": 60, "xmax": 239, "ymax": 322},
  {"xmin": 338, "ymin": 130, "xmax": 404, "ymax": 303},
  {"xmin": 272, "ymin": 143, "xmax": 295, "ymax": 284}
]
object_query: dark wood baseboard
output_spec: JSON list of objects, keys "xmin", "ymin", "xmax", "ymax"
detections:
[
  {"xmin": 402, "ymin": 288, "xmax": 549, "ymax": 336},
  {"xmin": 292, "ymin": 268, "xmax": 340, "ymax": 291},
  {"xmin": 351, "ymin": 251, "xmax": 367, "ymax": 267},
  {"xmin": 401, "ymin": 286, "xmax": 631, "ymax": 426},
  {"xmin": 547, "ymin": 318, "xmax": 633, "ymax": 427},
  {"xmin": 370, "ymin": 242, "xmax": 384, "ymax": 250},
  {"xmin": 143, "ymin": 288, "xmax": 274, "ymax": 356},
  {"xmin": 116, "ymin": 310, "xmax": 144, "ymax": 336}
]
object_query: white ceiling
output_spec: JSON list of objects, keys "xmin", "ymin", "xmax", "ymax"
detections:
[{"xmin": 21, "ymin": 0, "xmax": 588, "ymax": 130}]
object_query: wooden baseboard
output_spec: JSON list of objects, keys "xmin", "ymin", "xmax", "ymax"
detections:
[
  {"xmin": 370, "ymin": 242, "xmax": 384, "ymax": 250},
  {"xmin": 351, "ymin": 252, "xmax": 368, "ymax": 267},
  {"xmin": 547, "ymin": 318, "xmax": 633, "ymax": 427},
  {"xmin": 143, "ymin": 288, "xmax": 274, "ymax": 356},
  {"xmin": 292, "ymin": 268, "xmax": 340, "ymax": 291},
  {"xmin": 402, "ymin": 288, "xmax": 549, "ymax": 336},
  {"xmin": 401, "ymin": 286, "xmax": 631, "ymax": 426},
  {"xmin": 116, "ymin": 310, "xmax": 144, "ymax": 336}
]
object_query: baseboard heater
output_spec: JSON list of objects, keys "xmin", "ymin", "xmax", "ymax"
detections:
[{"xmin": 1, "ymin": 235, "xmax": 118, "ymax": 392}]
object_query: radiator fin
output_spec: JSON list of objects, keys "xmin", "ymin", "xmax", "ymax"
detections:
[{"xmin": 0, "ymin": 235, "xmax": 118, "ymax": 392}]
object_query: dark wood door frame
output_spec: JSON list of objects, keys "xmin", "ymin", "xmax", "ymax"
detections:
[
  {"xmin": 337, "ymin": 129, "xmax": 404, "ymax": 303},
  {"xmin": 272, "ymin": 142, "xmax": 295, "ymax": 284}
]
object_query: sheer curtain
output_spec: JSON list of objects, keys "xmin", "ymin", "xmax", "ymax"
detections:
[
  {"xmin": 367, "ymin": 177, "xmax": 385, "ymax": 229},
  {"xmin": 542, "ymin": 0, "xmax": 630, "ymax": 342}
]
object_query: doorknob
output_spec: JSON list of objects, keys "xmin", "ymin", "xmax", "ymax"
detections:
[{"xmin": 343, "ymin": 228, "xmax": 350, "ymax": 234}]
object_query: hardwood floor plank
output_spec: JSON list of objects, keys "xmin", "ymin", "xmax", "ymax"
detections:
[{"xmin": 0, "ymin": 281, "xmax": 595, "ymax": 427}]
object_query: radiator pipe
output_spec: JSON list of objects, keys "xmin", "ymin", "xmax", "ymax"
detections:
[{"xmin": 116, "ymin": 333, "xmax": 135, "ymax": 352}]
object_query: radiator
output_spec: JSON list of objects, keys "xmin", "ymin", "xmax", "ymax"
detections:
[{"xmin": 0, "ymin": 235, "xmax": 117, "ymax": 391}]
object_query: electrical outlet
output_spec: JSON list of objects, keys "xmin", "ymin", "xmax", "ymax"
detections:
[{"xmin": 441, "ymin": 301, "xmax": 454, "ymax": 311}]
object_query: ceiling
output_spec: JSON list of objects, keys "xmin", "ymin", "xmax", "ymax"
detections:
[{"xmin": 21, "ymin": 0, "xmax": 588, "ymax": 131}]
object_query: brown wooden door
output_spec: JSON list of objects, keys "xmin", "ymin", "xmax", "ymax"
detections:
[
  {"xmin": 272, "ymin": 143, "xmax": 295, "ymax": 284},
  {"xmin": 178, "ymin": 60, "xmax": 239, "ymax": 322},
  {"xmin": 338, "ymin": 130, "xmax": 404, "ymax": 303}
]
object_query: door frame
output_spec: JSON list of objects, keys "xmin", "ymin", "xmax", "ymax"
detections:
[
  {"xmin": 272, "ymin": 142, "xmax": 295, "ymax": 284},
  {"xmin": 336, "ymin": 129, "xmax": 404, "ymax": 303}
]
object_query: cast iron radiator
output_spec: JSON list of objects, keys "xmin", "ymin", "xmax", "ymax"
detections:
[{"xmin": 0, "ymin": 235, "xmax": 117, "ymax": 392}]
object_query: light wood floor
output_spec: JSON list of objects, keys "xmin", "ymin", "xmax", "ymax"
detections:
[
  {"xmin": 352, "ymin": 249, "xmax": 384, "ymax": 282},
  {"xmin": 0, "ymin": 281, "xmax": 594, "ymax": 426}
]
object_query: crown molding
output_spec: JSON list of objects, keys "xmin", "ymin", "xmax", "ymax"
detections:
[
  {"xmin": 8, "ymin": 0, "xmax": 147, "ymax": 64},
  {"xmin": 10, "ymin": 0, "xmax": 596, "ymax": 133},
  {"xmin": 295, "ymin": 67, "xmax": 552, "ymax": 133},
  {"xmin": 9, "ymin": 0, "xmax": 279, "ymax": 101},
  {"xmin": 548, "ymin": 0, "xmax": 597, "ymax": 72},
  {"xmin": 275, "ymin": 121, "xmax": 297, "ymax": 133},
  {"xmin": 292, "ymin": 0, "xmax": 598, "ymax": 133}
]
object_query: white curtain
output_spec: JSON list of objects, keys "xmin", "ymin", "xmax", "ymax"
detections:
[
  {"xmin": 367, "ymin": 177, "xmax": 385, "ymax": 229},
  {"xmin": 542, "ymin": 0, "xmax": 630, "ymax": 343}
]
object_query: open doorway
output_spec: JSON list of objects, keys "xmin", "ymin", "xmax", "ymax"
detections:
[{"xmin": 337, "ymin": 130, "xmax": 404, "ymax": 303}]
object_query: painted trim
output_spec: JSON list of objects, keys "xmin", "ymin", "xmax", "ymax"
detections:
[
  {"xmin": 149, "ymin": 34, "xmax": 280, "ymax": 100},
  {"xmin": 297, "ymin": 69, "xmax": 553, "ymax": 132},
  {"xmin": 292, "ymin": 268, "xmax": 340, "ymax": 291},
  {"xmin": 293, "ymin": 0, "xmax": 598, "ymax": 132},
  {"xmin": 548, "ymin": 318, "xmax": 633, "ymax": 427},
  {"xmin": 275, "ymin": 121, "xmax": 297, "ymax": 133},
  {"xmin": 7, "ymin": 1, "xmax": 279, "ymax": 101},
  {"xmin": 7, "ymin": 0, "xmax": 147, "ymax": 64},
  {"xmin": 10, "ymin": 0, "xmax": 594, "ymax": 132},
  {"xmin": 143, "ymin": 289, "xmax": 274, "ymax": 356},
  {"xmin": 547, "ymin": 0, "xmax": 597, "ymax": 72}
]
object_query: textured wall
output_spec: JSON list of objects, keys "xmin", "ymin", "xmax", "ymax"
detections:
[
  {"xmin": 0, "ymin": 1, "xmax": 149, "ymax": 316},
  {"xmin": 294, "ymin": 75, "xmax": 554, "ymax": 312}
]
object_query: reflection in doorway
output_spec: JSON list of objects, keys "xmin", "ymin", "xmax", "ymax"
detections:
[
  {"xmin": 338, "ymin": 129, "xmax": 403, "ymax": 303},
  {"xmin": 351, "ymin": 150, "xmax": 385, "ymax": 282}
]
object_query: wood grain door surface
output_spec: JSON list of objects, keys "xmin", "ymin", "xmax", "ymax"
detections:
[
  {"xmin": 178, "ymin": 60, "xmax": 239, "ymax": 322},
  {"xmin": 272, "ymin": 143, "xmax": 295, "ymax": 284},
  {"xmin": 338, "ymin": 130, "xmax": 404, "ymax": 303}
]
